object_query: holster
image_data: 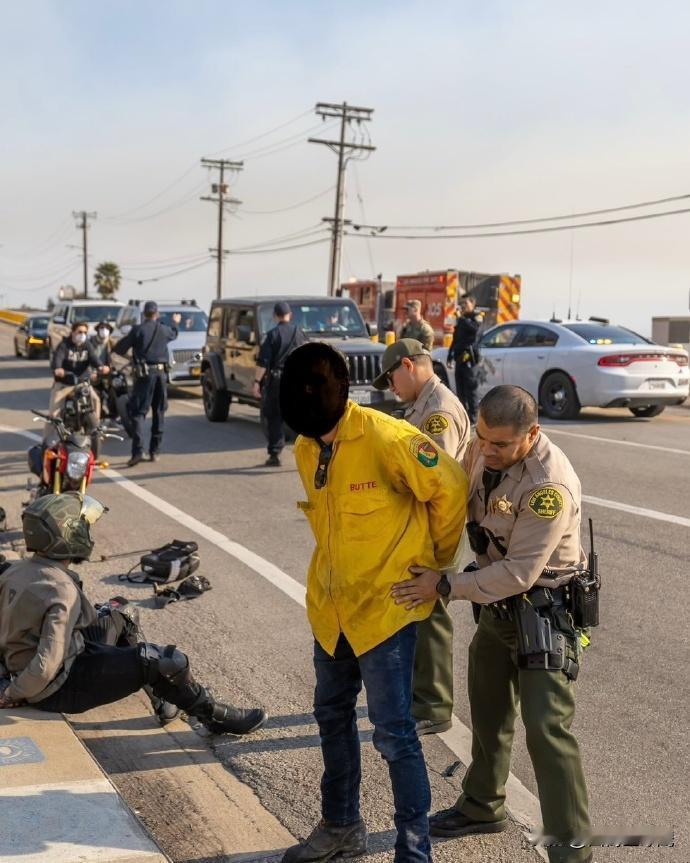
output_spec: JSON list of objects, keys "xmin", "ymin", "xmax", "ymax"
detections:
[{"xmin": 513, "ymin": 593, "xmax": 579, "ymax": 681}]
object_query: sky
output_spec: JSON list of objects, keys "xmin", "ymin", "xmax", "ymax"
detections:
[{"xmin": 1, "ymin": 0, "xmax": 690, "ymax": 335}]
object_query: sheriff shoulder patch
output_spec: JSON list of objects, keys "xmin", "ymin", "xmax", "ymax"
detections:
[
  {"xmin": 423, "ymin": 413, "xmax": 449, "ymax": 436},
  {"xmin": 409, "ymin": 434, "xmax": 439, "ymax": 468},
  {"xmin": 528, "ymin": 487, "xmax": 564, "ymax": 519}
]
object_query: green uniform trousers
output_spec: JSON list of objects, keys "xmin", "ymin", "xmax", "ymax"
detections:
[
  {"xmin": 412, "ymin": 598, "xmax": 454, "ymax": 722},
  {"xmin": 456, "ymin": 607, "xmax": 591, "ymax": 863}
]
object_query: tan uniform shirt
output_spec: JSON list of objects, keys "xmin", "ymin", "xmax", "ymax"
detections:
[
  {"xmin": 400, "ymin": 318, "xmax": 435, "ymax": 351},
  {"xmin": 449, "ymin": 432, "xmax": 587, "ymax": 603},
  {"xmin": 0, "ymin": 555, "xmax": 98, "ymax": 702},
  {"xmin": 404, "ymin": 375, "xmax": 470, "ymax": 461}
]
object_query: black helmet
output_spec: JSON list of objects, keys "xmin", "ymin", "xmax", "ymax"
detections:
[{"xmin": 22, "ymin": 493, "xmax": 107, "ymax": 561}]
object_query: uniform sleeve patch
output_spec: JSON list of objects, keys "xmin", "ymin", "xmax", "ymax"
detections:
[
  {"xmin": 409, "ymin": 434, "xmax": 439, "ymax": 467},
  {"xmin": 423, "ymin": 413, "xmax": 449, "ymax": 436},
  {"xmin": 528, "ymin": 487, "xmax": 564, "ymax": 519}
]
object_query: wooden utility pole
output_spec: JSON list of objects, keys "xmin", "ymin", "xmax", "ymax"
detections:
[
  {"xmin": 200, "ymin": 158, "xmax": 243, "ymax": 299},
  {"xmin": 72, "ymin": 211, "xmax": 97, "ymax": 298},
  {"xmin": 309, "ymin": 102, "xmax": 375, "ymax": 296}
]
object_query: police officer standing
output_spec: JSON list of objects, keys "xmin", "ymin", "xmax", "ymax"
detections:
[
  {"xmin": 113, "ymin": 301, "xmax": 180, "ymax": 467},
  {"xmin": 447, "ymin": 294, "xmax": 482, "ymax": 424},
  {"xmin": 374, "ymin": 338, "xmax": 470, "ymax": 735},
  {"xmin": 400, "ymin": 299, "xmax": 435, "ymax": 350},
  {"xmin": 252, "ymin": 301, "xmax": 306, "ymax": 467},
  {"xmin": 392, "ymin": 385, "xmax": 595, "ymax": 863}
]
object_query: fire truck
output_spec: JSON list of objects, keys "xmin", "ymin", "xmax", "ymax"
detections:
[{"xmin": 345, "ymin": 269, "xmax": 521, "ymax": 345}]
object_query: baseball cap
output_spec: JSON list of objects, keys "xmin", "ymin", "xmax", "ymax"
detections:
[
  {"xmin": 404, "ymin": 299, "xmax": 422, "ymax": 312},
  {"xmin": 143, "ymin": 300, "xmax": 158, "ymax": 315},
  {"xmin": 373, "ymin": 338, "xmax": 428, "ymax": 390},
  {"xmin": 274, "ymin": 301, "xmax": 291, "ymax": 316}
]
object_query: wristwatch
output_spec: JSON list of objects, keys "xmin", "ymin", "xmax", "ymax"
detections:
[{"xmin": 435, "ymin": 574, "xmax": 451, "ymax": 597}]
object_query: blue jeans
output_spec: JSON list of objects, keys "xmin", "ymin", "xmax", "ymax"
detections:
[{"xmin": 313, "ymin": 625, "xmax": 431, "ymax": 863}]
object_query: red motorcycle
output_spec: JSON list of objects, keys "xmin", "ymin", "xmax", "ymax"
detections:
[{"xmin": 27, "ymin": 410, "xmax": 123, "ymax": 498}]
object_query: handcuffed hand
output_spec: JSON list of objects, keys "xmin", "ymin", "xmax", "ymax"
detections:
[
  {"xmin": 54, "ymin": 368, "xmax": 65, "ymax": 378},
  {"xmin": 172, "ymin": 313, "xmax": 182, "ymax": 324},
  {"xmin": 391, "ymin": 566, "xmax": 441, "ymax": 609}
]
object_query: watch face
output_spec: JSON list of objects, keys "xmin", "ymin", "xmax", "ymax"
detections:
[{"xmin": 437, "ymin": 575, "xmax": 451, "ymax": 597}]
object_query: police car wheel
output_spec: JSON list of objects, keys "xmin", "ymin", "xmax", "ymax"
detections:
[
  {"xmin": 629, "ymin": 405, "xmax": 665, "ymax": 418},
  {"xmin": 539, "ymin": 372, "xmax": 581, "ymax": 420},
  {"xmin": 202, "ymin": 370, "xmax": 231, "ymax": 422}
]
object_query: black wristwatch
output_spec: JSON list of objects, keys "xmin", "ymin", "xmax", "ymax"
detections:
[{"xmin": 436, "ymin": 574, "xmax": 451, "ymax": 597}]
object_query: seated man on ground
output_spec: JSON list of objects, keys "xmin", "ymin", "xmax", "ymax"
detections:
[{"xmin": 0, "ymin": 493, "xmax": 267, "ymax": 736}]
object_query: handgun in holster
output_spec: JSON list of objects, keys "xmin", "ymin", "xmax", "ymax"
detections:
[{"xmin": 514, "ymin": 594, "xmax": 569, "ymax": 673}]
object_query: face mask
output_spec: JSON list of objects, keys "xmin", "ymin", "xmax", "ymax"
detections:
[
  {"xmin": 73, "ymin": 333, "xmax": 87, "ymax": 345},
  {"xmin": 97, "ymin": 329, "xmax": 109, "ymax": 340},
  {"xmin": 280, "ymin": 345, "xmax": 349, "ymax": 439}
]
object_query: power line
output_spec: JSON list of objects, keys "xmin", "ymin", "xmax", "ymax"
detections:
[
  {"xmin": 121, "ymin": 257, "xmax": 213, "ymax": 284},
  {"xmin": 349, "ymin": 191, "xmax": 690, "ymax": 232},
  {"xmin": 233, "ymin": 120, "xmax": 339, "ymax": 161},
  {"xmin": 241, "ymin": 186, "xmax": 335, "ymax": 215},
  {"xmin": 106, "ymin": 181, "xmax": 207, "ymax": 225},
  {"xmin": 204, "ymin": 108, "xmax": 313, "ymax": 157},
  {"xmin": 229, "ymin": 224, "xmax": 327, "ymax": 253},
  {"xmin": 344, "ymin": 205, "xmax": 690, "ymax": 241},
  {"xmin": 119, "ymin": 253, "xmax": 210, "ymax": 271},
  {"xmin": 229, "ymin": 237, "xmax": 331, "ymax": 255}
]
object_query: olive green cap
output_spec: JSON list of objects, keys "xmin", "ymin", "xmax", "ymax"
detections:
[{"xmin": 373, "ymin": 338, "xmax": 428, "ymax": 390}]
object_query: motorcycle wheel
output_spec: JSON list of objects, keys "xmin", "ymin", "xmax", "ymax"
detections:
[{"xmin": 115, "ymin": 394, "xmax": 134, "ymax": 438}]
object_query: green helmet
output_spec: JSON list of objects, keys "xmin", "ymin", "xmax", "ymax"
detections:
[{"xmin": 22, "ymin": 493, "xmax": 107, "ymax": 561}]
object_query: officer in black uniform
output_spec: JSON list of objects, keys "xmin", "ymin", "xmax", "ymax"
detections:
[
  {"xmin": 252, "ymin": 301, "xmax": 307, "ymax": 467},
  {"xmin": 447, "ymin": 295, "xmax": 482, "ymax": 424},
  {"xmin": 113, "ymin": 301, "xmax": 180, "ymax": 467}
]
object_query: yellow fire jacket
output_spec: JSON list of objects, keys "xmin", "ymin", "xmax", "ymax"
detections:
[{"xmin": 294, "ymin": 401, "xmax": 468, "ymax": 656}]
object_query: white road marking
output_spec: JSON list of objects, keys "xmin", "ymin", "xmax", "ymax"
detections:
[
  {"xmin": 546, "ymin": 427, "xmax": 690, "ymax": 456},
  {"xmin": 583, "ymin": 495, "xmax": 690, "ymax": 528}
]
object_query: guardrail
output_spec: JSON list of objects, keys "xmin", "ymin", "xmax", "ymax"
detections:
[{"xmin": 0, "ymin": 309, "xmax": 29, "ymax": 325}]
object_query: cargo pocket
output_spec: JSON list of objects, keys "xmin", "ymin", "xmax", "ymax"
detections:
[{"xmin": 338, "ymin": 491, "xmax": 390, "ymax": 542}]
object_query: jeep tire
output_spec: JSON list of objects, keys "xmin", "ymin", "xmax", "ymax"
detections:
[{"xmin": 202, "ymin": 369, "xmax": 231, "ymax": 422}]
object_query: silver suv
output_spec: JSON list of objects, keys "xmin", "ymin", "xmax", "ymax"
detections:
[
  {"xmin": 48, "ymin": 299, "xmax": 124, "ymax": 356},
  {"xmin": 113, "ymin": 300, "xmax": 208, "ymax": 385},
  {"xmin": 200, "ymin": 295, "xmax": 397, "ymax": 421}
]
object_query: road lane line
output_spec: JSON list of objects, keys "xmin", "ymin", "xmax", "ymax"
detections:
[
  {"xmin": 582, "ymin": 495, "xmax": 690, "ymax": 528},
  {"xmin": 546, "ymin": 427, "xmax": 690, "ymax": 456},
  {"xmin": 0, "ymin": 421, "xmax": 544, "ymax": 845}
]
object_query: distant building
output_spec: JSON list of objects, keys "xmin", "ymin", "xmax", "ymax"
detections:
[{"xmin": 652, "ymin": 316, "xmax": 690, "ymax": 349}]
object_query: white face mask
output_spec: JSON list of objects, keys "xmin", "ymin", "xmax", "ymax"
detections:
[
  {"xmin": 97, "ymin": 328, "xmax": 109, "ymax": 340},
  {"xmin": 73, "ymin": 332, "xmax": 87, "ymax": 345}
]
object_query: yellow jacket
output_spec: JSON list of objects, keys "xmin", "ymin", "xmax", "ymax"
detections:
[{"xmin": 294, "ymin": 401, "xmax": 468, "ymax": 656}]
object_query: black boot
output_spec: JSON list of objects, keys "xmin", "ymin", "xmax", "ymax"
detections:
[
  {"xmin": 145, "ymin": 687, "xmax": 180, "ymax": 726},
  {"xmin": 429, "ymin": 807, "xmax": 507, "ymax": 837},
  {"xmin": 282, "ymin": 819, "xmax": 367, "ymax": 863},
  {"xmin": 192, "ymin": 693, "xmax": 267, "ymax": 735}
]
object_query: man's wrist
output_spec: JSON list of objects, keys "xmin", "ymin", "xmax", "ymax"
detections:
[{"xmin": 435, "ymin": 573, "xmax": 451, "ymax": 597}]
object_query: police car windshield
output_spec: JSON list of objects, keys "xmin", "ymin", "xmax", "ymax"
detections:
[
  {"xmin": 159, "ymin": 311, "xmax": 208, "ymax": 332},
  {"xmin": 563, "ymin": 323, "xmax": 652, "ymax": 346},
  {"xmin": 29, "ymin": 318, "xmax": 49, "ymax": 329},
  {"xmin": 259, "ymin": 303, "xmax": 366, "ymax": 337},
  {"xmin": 72, "ymin": 306, "xmax": 120, "ymax": 323}
]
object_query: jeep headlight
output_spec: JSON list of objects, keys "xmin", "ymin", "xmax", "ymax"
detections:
[{"xmin": 66, "ymin": 451, "xmax": 90, "ymax": 480}]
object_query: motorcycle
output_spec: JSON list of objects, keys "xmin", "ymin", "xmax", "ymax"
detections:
[{"xmin": 27, "ymin": 411, "xmax": 123, "ymax": 498}]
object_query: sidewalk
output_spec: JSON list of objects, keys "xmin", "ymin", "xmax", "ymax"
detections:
[{"xmin": 0, "ymin": 707, "xmax": 169, "ymax": 863}]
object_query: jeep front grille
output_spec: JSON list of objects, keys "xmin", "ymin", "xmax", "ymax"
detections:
[
  {"xmin": 172, "ymin": 349, "xmax": 199, "ymax": 364},
  {"xmin": 347, "ymin": 354, "xmax": 382, "ymax": 385}
]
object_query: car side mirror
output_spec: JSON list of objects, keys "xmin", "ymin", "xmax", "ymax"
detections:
[
  {"xmin": 119, "ymin": 324, "xmax": 131, "ymax": 336},
  {"xmin": 237, "ymin": 324, "xmax": 253, "ymax": 344},
  {"xmin": 366, "ymin": 322, "xmax": 378, "ymax": 338},
  {"xmin": 52, "ymin": 316, "xmax": 65, "ymax": 325}
]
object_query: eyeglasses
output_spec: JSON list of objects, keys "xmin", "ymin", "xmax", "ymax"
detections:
[
  {"xmin": 383, "ymin": 360, "xmax": 403, "ymax": 387},
  {"xmin": 314, "ymin": 443, "xmax": 334, "ymax": 490}
]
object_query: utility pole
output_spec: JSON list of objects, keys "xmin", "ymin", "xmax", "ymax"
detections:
[
  {"xmin": 72, "ymin": 211, "xmax": 97, "ymax": 298},
  {"xmin": 309, "ymin": 102, "xmax": 375, "ymax": 296},
  {"xmin": 200, "ymin": 158, "xmax": 243, "ymax": 299}
]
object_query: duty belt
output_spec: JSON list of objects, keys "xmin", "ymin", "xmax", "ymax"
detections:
[
  {"xmin": 486, "ymin": 582, "xmax": 569, "ymax": 621},
  {"xmin": 147, "ymin": 363, "xmax": 167, "ymax": 370}
]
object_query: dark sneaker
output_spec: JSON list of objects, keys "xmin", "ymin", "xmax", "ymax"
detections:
[
  {"xmin": 282, "ymin": 819, "xmax": 367, "ymax": 863},
  {"xmin": 127, "ymin": 454, "xmax": 145, "ymax": 467},
  {"xmin": 149, "ymin": 452, "xmax": 159, "ymax": 462},
  {"xmin": 265, "ymin": 454, "xmax": 281, "ymax": 467},
  {"xmin": 429, "ymin": 808, "xmax": 507, "ymax": 837},
  {"xmin": 415, "ymin": 718, "xmax": 452, "ymax": 736},
  {"xmin": 203, "ymin": 704, "xmax": 267, "ymax": 735}
]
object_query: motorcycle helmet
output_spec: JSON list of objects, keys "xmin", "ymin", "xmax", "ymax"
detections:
[{"xmin": 22, "ymin": 492, "xmax": 107, "ymax": 562}]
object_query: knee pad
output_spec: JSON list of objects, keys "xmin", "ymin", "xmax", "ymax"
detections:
[{"xmin": 138, "ymin": 643, "xmax": 191, "ymax": 687}]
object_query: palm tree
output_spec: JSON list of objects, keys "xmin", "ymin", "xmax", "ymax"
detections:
[{"xmin": 94, "ymin": 261, "xmax": 121, "ymax": 299}]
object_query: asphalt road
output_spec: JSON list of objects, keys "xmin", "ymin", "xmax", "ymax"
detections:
[{"xmin": 0, "ymin": 322, "xmax": 687, "ymax": 863}]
